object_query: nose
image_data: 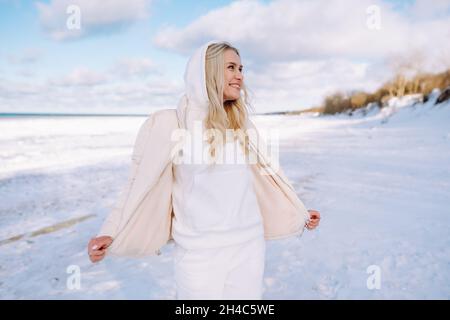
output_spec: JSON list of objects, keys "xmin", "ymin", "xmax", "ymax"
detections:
[{"xmin": 235, "ymin": 70, "xmax": 243, "ymax": 81}]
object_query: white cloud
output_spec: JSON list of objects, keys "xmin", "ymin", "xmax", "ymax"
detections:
[
  {"xmin": 409, "ymin": 0, "xmax": 450, "ymax": 20},
  {"xmin": 152, "ymin": 0, "xmax": 450, "ymax": 111},
  {"xmin": 7, "ymin": 48, "xmax": 42, "ymax": 64},
  {"xmin": 0, "ymin": 53, "xmax": 184, "ymax": 113},
  {"xmin": 36, "ymin": 0, "xmax": 152, "ymax": 40},
  {"xmin": 153, "ymin": 0, "xmax": 450, "ymax": 63},
  {"xmin": 16, "ymin": 69, "xmax": 37, "ymax": 78},
  {"xmin": 153, "ymin": 0, "xmax": 402, "ymax": 60},
  {"xmin": 0, "ymin": 79, "xmax": 46, "ymax": 99},
  {"xmin": 111, "ymin": 58, "xmax": 160, "ymax": 78},
  {"xmin": 0, "ymin": 74, "xmax": 183, "ymax": 114},
  {"xmin": 245, "ymin": 58, "xmax": 387, "ymax": 112},
  {"xmin": 47, "ymin": 57, "xmax": 164, "ymax": 88},
  {"xmin": 49, "ymin": 67, "xmax": 109, "ymax": 86},
  {"xmin": 4, "ymin": 0, "xmax": 449, "ymax": 113}
]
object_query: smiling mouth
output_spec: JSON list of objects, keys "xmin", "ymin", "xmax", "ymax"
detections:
[{"xmin": 230, "ymin": 84, "xmax": 240, "ymax": 89}]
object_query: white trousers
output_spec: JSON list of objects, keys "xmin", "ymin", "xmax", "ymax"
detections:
[{"xmin": 174, "ymin": 236, "xmax": 266, "ymax": 300}]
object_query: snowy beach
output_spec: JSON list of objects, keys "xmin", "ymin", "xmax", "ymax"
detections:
[{"xmin": 0, "ymin": 95, "xmax": 449, "ymax": 299}]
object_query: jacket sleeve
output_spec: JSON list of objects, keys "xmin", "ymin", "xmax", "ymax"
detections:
[{"xmin": 96, "ymin": 114, "xmax": 155, "ymax": 238}]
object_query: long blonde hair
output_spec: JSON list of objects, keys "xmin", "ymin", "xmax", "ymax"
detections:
[{"xmin": 204, "ymin": 41, "xmax": 254, "ymax": 163}]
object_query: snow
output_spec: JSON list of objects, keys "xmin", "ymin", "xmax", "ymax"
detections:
[{"xmin": 0, "ymin": 93, "xmax": 449, "ymax": 299}]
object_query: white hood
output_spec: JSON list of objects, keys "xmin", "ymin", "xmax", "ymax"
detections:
[{"xmin": 176, "ymin": 40, "xmax": 223, "ymax": 131}]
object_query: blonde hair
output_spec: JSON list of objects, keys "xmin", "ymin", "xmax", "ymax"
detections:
[{"xmin": 204, "ymin": 41, "xmax": 254, "ymax": 163}]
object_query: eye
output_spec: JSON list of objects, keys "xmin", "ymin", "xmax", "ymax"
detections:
[{"xmin": 228, "ymin": 65, "xmax": 234, "ymax": 70}]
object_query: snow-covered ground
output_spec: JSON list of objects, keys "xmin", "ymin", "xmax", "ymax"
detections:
[{"xmin": 0, "ymin": 92, "xmax": 449, "ymax": 299}]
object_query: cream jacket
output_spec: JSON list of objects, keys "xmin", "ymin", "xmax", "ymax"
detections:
[{"xmin": 97, "ymin": 109, "xmax": 310, "ymax": 257}]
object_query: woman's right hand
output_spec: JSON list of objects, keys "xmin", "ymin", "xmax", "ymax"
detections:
[{"xmin": 88, "ymin": 236, "xmax": 113, "ymax": 263}]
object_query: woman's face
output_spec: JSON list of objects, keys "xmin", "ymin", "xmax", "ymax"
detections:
[{"xmin": 223, "ymin": 49, "xmax": 244, "ymax": 102}]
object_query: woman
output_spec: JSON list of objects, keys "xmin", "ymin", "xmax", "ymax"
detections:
[{"xmin": 88, "ymin": 40, "xmax": 321, "ymax": 300}]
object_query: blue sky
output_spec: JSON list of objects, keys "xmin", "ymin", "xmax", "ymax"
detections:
[{"xmin": 0, "ymin": 0, "xmax": 449, "ymax": 114}]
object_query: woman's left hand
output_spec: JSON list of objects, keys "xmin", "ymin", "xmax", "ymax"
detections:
[{"xmin": 306, "ymin": 209, "xmax": 321, "ymax": 230}]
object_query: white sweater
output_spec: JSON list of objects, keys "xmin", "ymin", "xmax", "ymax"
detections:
[{"xmin": 171, "ymin": 139, "xmax": 264, "ymax": 250}]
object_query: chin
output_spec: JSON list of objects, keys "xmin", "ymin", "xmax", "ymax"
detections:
[{"xmin": 225, "ymin": 94, "xmax": 240, "ymax": 101}]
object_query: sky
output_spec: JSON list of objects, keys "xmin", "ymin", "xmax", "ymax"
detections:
[{"xmin": 0, "ymin": 0, "xmax": 449, "ymax": 114}]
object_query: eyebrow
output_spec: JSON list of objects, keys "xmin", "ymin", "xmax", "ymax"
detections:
[{"xmin": 226, "ymin": 62, "xmax": 243, "ymax": 68}]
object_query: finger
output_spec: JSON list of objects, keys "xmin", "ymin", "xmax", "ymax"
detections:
[
  {"xmin": 88, "ymin": 240, "xmax": 99, "ymax": 249},
  {"xmin": 89, "ymin": 239, "xmax": 109, "ymax": 251},
  {"xmin": 88, "ymin": 241, "xmax": 101, "ymax": 253},
  {"xmin": 97, "ymin": 238, "xmax": 113, "ymax": 249},
  {"xmin": 90, "ymin": 255, "xmax": 104, "ymax": 263},
  {"xmin": 310, "ymin": 213, "xmax": 320, "ymax": 219},
  {"xmin": 306, "ymin": 221, "xmax": 318, "ymax": 229},
  {"xmin": 90, "ymin": 248, "xmax": 106, "ymax": 256},
  {"xmin": 88, "ymin": 245, "xmax": 99, "ymax": 255}
]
